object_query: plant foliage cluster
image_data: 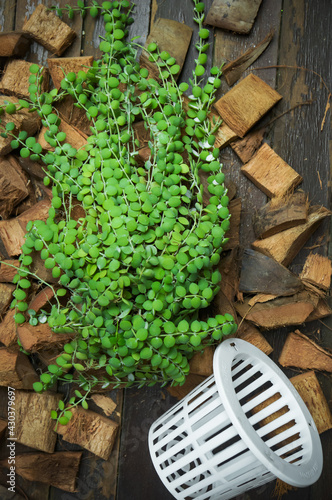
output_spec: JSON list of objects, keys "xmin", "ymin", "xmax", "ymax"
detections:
[{"xmin": 1, "ymin": 0, "xmax": 236, "ymax": 424}]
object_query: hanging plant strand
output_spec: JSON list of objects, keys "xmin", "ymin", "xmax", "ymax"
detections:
[{"xmin": 0, "ymin": 0, "xmax": 236, "ymax": 426}]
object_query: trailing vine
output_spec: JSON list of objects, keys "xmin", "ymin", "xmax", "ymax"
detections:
[{"xmin": 0, "ymin": 0, "xmax": 236, "ymax": 425}]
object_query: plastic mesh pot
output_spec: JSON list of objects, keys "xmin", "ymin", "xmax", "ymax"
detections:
[{"xmin": 148, "ymin": 339, "xmax": 323, "ymax": 500}]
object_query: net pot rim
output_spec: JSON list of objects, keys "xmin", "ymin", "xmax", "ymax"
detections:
[{"xmin": 213, "ymin": 338, "xmax": 323, "ymax": 487}]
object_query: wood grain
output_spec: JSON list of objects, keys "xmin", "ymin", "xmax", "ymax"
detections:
[
  {"xmin": 269, "ymin": 4, "xmax": 332, "ymax": 477},
  {"xmin": 241, "ymin": 143, "xmax": 302, "ymax": 197},
  {"xmin": 0, "ymin": 0, "xmax": 17, "ymax": 32}
]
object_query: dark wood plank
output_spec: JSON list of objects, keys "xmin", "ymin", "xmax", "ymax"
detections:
[
  {"xmin": 267, "ymin": 2, "xmax": 332, "ymax": 500},
  {"xmin": 82, "ymin": 2, "xmax": 152, "ymax": 64},
  {"xmin": 81, "ymin": 7, "xmax": 105, "ymax": 59},
  {"xmin": 272, "ymin": 0, "xmax": 332, "ymax": 272},
  {"xmin": 0, "ymin": 0, "xmax": 17, "ymax": 32},
  {"xmin": 117, "ymin": 386, "xmax": 176, "ymax": 500},
  {"xmin": 214, "ymin": 0, "xmax": 282, "ymax": 245}
]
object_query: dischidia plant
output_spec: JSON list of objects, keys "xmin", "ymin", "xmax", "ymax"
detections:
[{"xmin": 1, "ymin": 0, "xmax": 237, "ymax": 425}]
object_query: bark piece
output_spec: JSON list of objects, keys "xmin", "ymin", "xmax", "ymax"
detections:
[
  {"xmin": 231, "ymin": 127, "xmax": 265, "ymax": 164},
  {"xmin": 5, "ymin": 156, "xmax": 36, "ymax": 218},
  {"xmin": 14, "ymin": 155, "xmax": 45, "ymax": 180},
  {"xmin": 48, "ymin": 56, "xmax": 93, "ymax": 89},
  {"xmin": 0, "ymin": 348, "xmax": 38, "ymax": 389},
  {"xmin": 236, "ymin": 321, "xmax": 273, "ymax": 355},
  {"xmin": 0, "ymin": 199, "xmax": 51, "ymax": 256},
  {"xmin": 17, "ymin": 322, "xmax": 75, "ymax": 352},
  {"xmin": 37, "ymin": 119, "xmax": 87, "ymax": 152},
  {"xmin": 223, "ymin": 30, "xmax": 274, "ymax": 85},
  {"xmin": 29, "ymin": 250, "xmax": 58, "ymax": 284},
  {"xmin": 14, "ymin": 180, "xmax": 39, "ymax": 217},
  {"xmin": 0, "ymin": 96, "xmax": 40, "ymax": 155},
  {"xmin": 0, "ymin": 60, "xmax": 49, "ymax": 99},
  {"xmin": 0, "ymin": 218, "xmax": 25, "ymax": 257},
  {"xmin": 137, "ymin": 146, "xmax": 151, "ymax": 165},
  {"xmin": 247, "ymin": 293, "xmax": 278, "ymax": 306},
  {"xmin": 218, "ymin": 247, "xmax": 240, "ymax": 303},
  {"xmin": 91, "ymin": 394, "xmax": 117, "ymax": 417},
  {"xmin": 251, "ymin": 206, "xmax": 331, "ymax": 266},
  {"xmin": 291, "ymin": 371, "xmax": 332, "ymax": 434},
  {"xmin": 235, "ymin": 291, "xmax": 319, "ymax": 329},
  {"xmin": 1, "ymin": 451, "xmax": 82, "ymax": 493},
  {"xmin": 22, "ymin": 4, "xmax": 76, "ymax": 56},
  {"xmin": 213, "ymin": 119, "xmax": 238, "ymax": 149},
  {"xmin": 0, "ymin": 155, "xmax": 29, "ymax": 219},
  {"xmin": 0, "ymin": 282, "xmax": 15, "ymax": 315},
  {"xmin": 205, "ymin": 0, "xmax": 263, "ymax": 34},
  {"xmin": 239, "ymin": 248, "xmax": 303, "ymax": 296},
  {"xmin": 300, "ymin": 252, "xmax": 332, "ymax": 291},
  {"xmin": 68, "ymin": 199, "xmax": 86, "ymax": 222},
  {"xmin": 55, "ymin": 95, "xmax": 92, "ymax": 136},
  {"xmin": 213, "ymin": 289, "xmax": 238, "ymax": 322},
  {"xmin": 0, "ymin": 418, "xmax": 7, "ymax": 440},
  {"xmin": 0, "ymin": 32, "xmax": 31, "ymax": 57},
  {"xmin": 241, "ymin": 143, "xmax": 303, "ymax": 198},
  {"xmin": 223, "ymin": 198, "xmax": 241, "ymax": 251},
  {"xmin": 0, "ymin": 309, "xmax": 18, "ymax": 348},
  {"xmin": 214, "ymin": 74, "xmax": 282, "ymax": 137},
  {"xmin": 133, "ymin": 120, "xmax": 150, "ymax": 147},
  {"xmin": 189, "ymin": 346, "xmax": 214, "ymax": 377},
  {"xmin": 167, "ymin": 373, "xmax": 206, "ymax": 400},
  {"xmin": 253, "ymin": 191, "xmax": 308, "ymax": 239},
  {"xmin": 306, "ymin": 298, "xmax": 332, "ymax": 322},
  {"xmin": 37, "ymin": 347, "xmax": 63, "ymax": 368},
  {"xmin": 15, "ymin": 391, "xmax": 62, "ymax": 452},
  {"xmin": 29, "ymin": 287, "xmax": 55, "ymax": 314},
  {"xmin": 0, "ymin": 260, "xmax": 19, "ymax": 282},
  {"xmin": 140, "ymin": 18, "xmax": 192, "ymax": 81},
  {"xmin": 279, "ymin": 330, "xmax": 332, "ymax": 372},
  {"xmin": 56, "ymin": 406, "xmax": 119, "ymax": 460}
]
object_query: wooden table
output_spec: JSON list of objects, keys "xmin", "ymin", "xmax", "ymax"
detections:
[{"xmin": 0, "ymin": 1, "xmax": 331, "ymax": 499}]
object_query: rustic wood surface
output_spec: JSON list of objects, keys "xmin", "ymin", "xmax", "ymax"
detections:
[{"xmin": 0, "ymin": 0, "xmax": 331, "ymax": 499}]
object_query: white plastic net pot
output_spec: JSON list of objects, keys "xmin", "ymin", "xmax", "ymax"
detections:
[{"xmin": 148, "ymin": 338, "xmax": 323, "ymax": 500}]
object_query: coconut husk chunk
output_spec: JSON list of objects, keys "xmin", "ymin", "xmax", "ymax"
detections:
[
  {"xmin": 291, "ymin": 371, "xmax": 332, "ymax": 434},
  {"xmin": 48, "ymin": 56, "xmax": 93, "ymax": 89},
  {"xmin": 22, "ymin": 4, "xmax": 76, "ymax": 56},
  {"xmin": 279, "ymin": 330, "xmax": 332, "ymax": 372},
  {"xmin": 0, "ymin": 59, "xmax": 49, "ymax": 99},
  {"xmin": 1, "ymin": 451, "xmax": 82, "ymax": 493},
  {"xmin": 253, "ymin": 191, "xmax": 308, "ymax": 239},
  {"xmin": 241, "ymin": 143, "xmax": 302, "ymax": 198},
  {"xmin": 56, "ymin": 406, "xmax": 119, "ymax": 460},
  {"xmin": 0, "ymin": 31, "xmax": 31, "ymax": 57},
  {"xmin": 14, "ymin": 391, "xmax": 62, "ymax": 452},
  {"xmin": 300, "ymin": 252, "xmax": 332, "ymax": 291},
  {"xmin": 251, "ymin": 206, "xmax": 331, "ymax": 267},
  {"xmin": 214, "ymin": 74, "xmax": 282, "ymax": 137}
]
